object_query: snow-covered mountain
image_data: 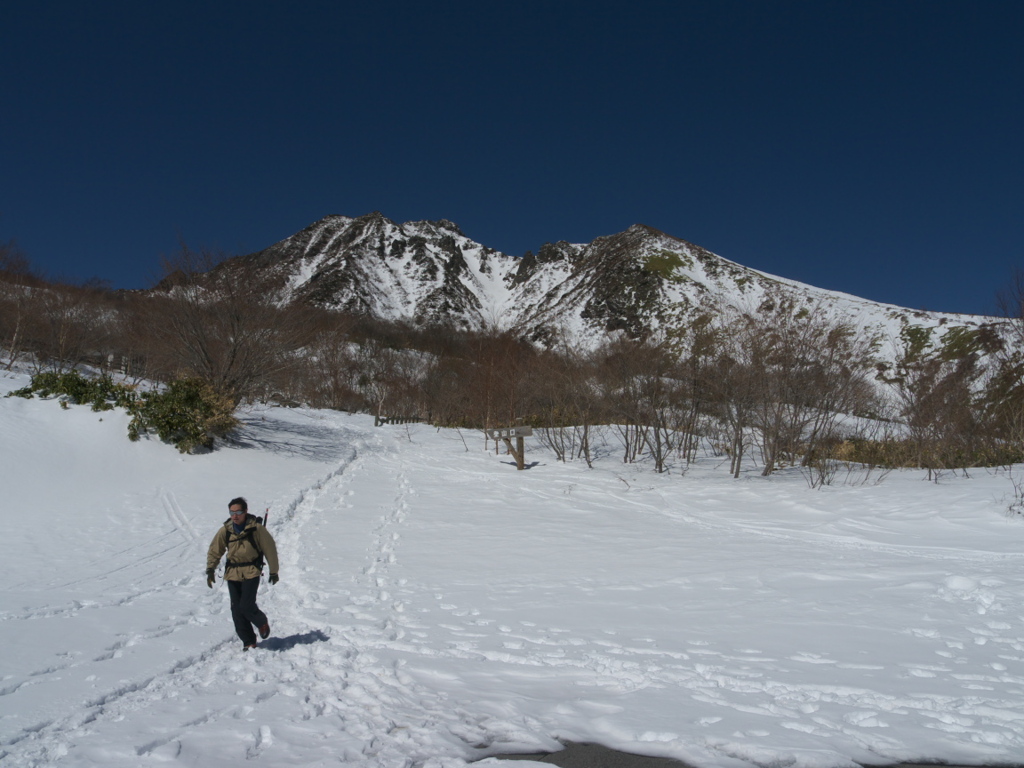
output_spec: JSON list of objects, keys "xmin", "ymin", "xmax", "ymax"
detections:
[
  {"xmin": 216, "ymin": 212, "xmax": 998, "ymax": 353},
  {"xmin": 223, "ymin": 213, "xmax": 516, "ymax": 329}
]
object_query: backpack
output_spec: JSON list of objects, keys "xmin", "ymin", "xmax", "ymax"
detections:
[{"xmin": 223, "ymin": 515, "xmax": 265, "ymax": 573}]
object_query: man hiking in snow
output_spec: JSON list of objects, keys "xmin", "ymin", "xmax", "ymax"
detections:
[{"xmin": 206, "ymin": 497, "xmax": 279, "ymax": 650}]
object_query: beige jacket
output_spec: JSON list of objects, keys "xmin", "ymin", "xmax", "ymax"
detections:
[{"xmin": 206, "ymin": 514, "xmax": 279, "ymax": 581}]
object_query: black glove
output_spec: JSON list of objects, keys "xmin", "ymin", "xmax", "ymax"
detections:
[
  {"xmin": 268, "ymin": 572, "xmax": 279, "ymax": 585},
  {"xmin": 206, "ymin": 568, "xmax": 215, "ymax": 588}
]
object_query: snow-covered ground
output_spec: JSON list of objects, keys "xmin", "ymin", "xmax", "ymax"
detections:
[{"xmin": 3, "ymin": 368, "xmax": 1024, "ymax": 768}]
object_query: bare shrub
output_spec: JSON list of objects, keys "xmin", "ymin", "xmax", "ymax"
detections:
[
  {"xmin": 0, "ymin": 242, "xmax": 39, "ymax": 368},
  {"xmin": 146, "ymin": 246, "xmax": 309, "ymax": 403}
]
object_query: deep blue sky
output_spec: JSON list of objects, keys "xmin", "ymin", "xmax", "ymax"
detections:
[{"xmin": 1, "ymin": 1, "xmax": 1021, "ymax": 315}]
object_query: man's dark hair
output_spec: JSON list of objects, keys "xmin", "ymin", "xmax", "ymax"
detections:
[{"xmin": 228, "ymin": 496, "xmax": 248, "ymax": 512}]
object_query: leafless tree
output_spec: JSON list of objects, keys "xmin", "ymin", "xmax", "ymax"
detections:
[
  {"xmin": 702, "ymin": 308, "xmax": 761, "ymax": 478},
  {"xmin": 669, "ymin": 311, "xmax": 720, "ymax": 465},
  {"xmin": 27, "ymin": 281, "xmax": 110, "ymax": 372},
  {"xmin": 147, "ymin": 246, "xmax": 308, "ymax": 403},
  {"xmin": 745, "ymin": 301, "xmax": 880, "ymax": 477},
  {"xmin": 593, "ymin": 337, "xmax": 686, "ymax": 473},
  {"xmin": 354, "ymin": 338, "xmax": 429, "ymax": 423},
  {"xmin": 879, "ymin": 323, "xmax": 1002, "ymax": 478},
  {"xmin": 984, "ymin": 270, "xmax": 1024, "ymax": 470},
  {"xmin": 533, "ymin": 344, "xmax": 604, "ymax": 467},
  {"xmin": 293, "ymin": 313, "xmax": 362, "ymax": 409},
  {"xmin": 0, "ymin": 242, "xmax": 39, "ymax": 368}
]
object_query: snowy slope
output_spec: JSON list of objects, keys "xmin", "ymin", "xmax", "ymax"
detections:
[
  {"xmin": 3, "ymin": 368, "xmax": 1024, "ymax": 768},
  {"xmin": 227, "ymin": 213, "xmax": 517, "ymax": 329},
  {"xmin": 216, "ymin": 213, "xmax": 1003, "ymax": 359},
  {"xmin": 506, "ymin": 224, "xmax": 999, "ymax": 357}
]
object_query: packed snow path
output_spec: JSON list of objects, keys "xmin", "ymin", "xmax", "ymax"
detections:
[{"xmin": 3, "ymin": 381, "xmax": 1024, "ymax": 767}]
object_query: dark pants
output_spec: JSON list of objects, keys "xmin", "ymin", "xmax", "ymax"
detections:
[{"xmin": 227, "ymin": 576, "xmax": 268, "ymax": 645}]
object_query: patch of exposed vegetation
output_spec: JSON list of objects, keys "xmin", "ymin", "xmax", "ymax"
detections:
[
  {"xmin": 830, "ymin": 437, "xmax": 1024, "ymax": 470},
  {"xmin": 8, "ymin": 370, "xmax": 238, "ymax": 454},
  {"xmin": 643, "ymin": 250, "xmax": 686, "ymax": 280}
]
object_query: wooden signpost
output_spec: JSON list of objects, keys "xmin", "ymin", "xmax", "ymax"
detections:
[
  {"xmin": 486, "ymin": 426, "xmax": 533, "ymax": 470},
  {"xmin": 375, "ymin": 414, "xmax": 422, "ymax": 426}
]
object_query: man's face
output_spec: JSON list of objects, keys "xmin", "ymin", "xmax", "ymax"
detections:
[{"xmin": 229, "ymin": 505, "xmax": 246, "ymax": 524}]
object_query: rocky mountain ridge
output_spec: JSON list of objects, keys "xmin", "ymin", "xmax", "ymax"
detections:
[{"xmin": 212, "ymin": 211, "xmax": 998, "ymax": 355}]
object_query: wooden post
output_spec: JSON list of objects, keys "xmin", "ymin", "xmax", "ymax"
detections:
[{"xmin": 487, "ymin": 426, "xmax": 532, "ymax": 470}]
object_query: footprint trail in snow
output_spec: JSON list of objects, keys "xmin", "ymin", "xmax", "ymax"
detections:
[{"xmin": 3, "ymin": 401, "xmax": 1024, "ymax": 768}]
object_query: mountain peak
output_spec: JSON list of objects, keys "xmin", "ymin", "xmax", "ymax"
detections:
[
  {"xmin": 626, "ymin": 223, "xmax": 667, "ymax": 237},
  {"xmin": 425, "ymin": 219, "xmax": 464, "ymax": 236},
  {"xmin": 214, "ymin": 214, "xmax": 995, "ymax": 352}
]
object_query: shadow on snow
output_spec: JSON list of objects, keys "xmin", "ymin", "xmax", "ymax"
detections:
[
  {"xmin": 259, "ymin": 629, "xmax": 329, "ymax": 652},
  {"xmin": 227, "ymin": 411, "xmax": 361, "ymax": 463}
]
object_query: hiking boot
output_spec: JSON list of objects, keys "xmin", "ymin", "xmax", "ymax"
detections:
[
  {"xmin": 244, "ymin": 643, "xmax": 258, "ymax": 651},
  {"xmin": 259, "ymin": 623, "xmax": 270, "ymax": 640}
]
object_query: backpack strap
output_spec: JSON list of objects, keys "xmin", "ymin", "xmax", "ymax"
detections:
[{"xmin": 224, "ymin": 516, "xmax": 265, "ymax": 572}]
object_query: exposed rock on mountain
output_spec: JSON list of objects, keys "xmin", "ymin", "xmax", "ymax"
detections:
[
  {"xmin": 209, "ymin": 211, "xmax": 996, "ymax": 353},
  {"xmin": 220, "ymin": 213, "xmax": 513, "ymax": 330}
]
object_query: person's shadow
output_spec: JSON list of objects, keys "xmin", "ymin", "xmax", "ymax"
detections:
[{"xmin": 259, "ymin": 629, "xmax": 329, "ymax": 651}]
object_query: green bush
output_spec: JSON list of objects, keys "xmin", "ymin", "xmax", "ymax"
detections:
[
  {"xmin": 128, "ymin": 378, "xmax": 239, "ymax": 453},
  {"xmin": 8, "ymin": 371, "xmax": 238, "ymax": 453},
  {"xmin": 8, "ymin": 370, "xmax": 135, "ymax": 412}
]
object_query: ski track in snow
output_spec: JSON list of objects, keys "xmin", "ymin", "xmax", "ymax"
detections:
[
  {"xmin": 161, "ymin": 490, "xmax": 202, "ymax": 547},
  {"xmin": 1, "ymin": 425, "xmax": 511, "ymax": 768},
  {"xmin": 4, "ymin": 398, "xmax": 1024, "ymax": 767},
  {"xmin": 0, "ymin": 430, "xmax": 367, "ymax": 766}
]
